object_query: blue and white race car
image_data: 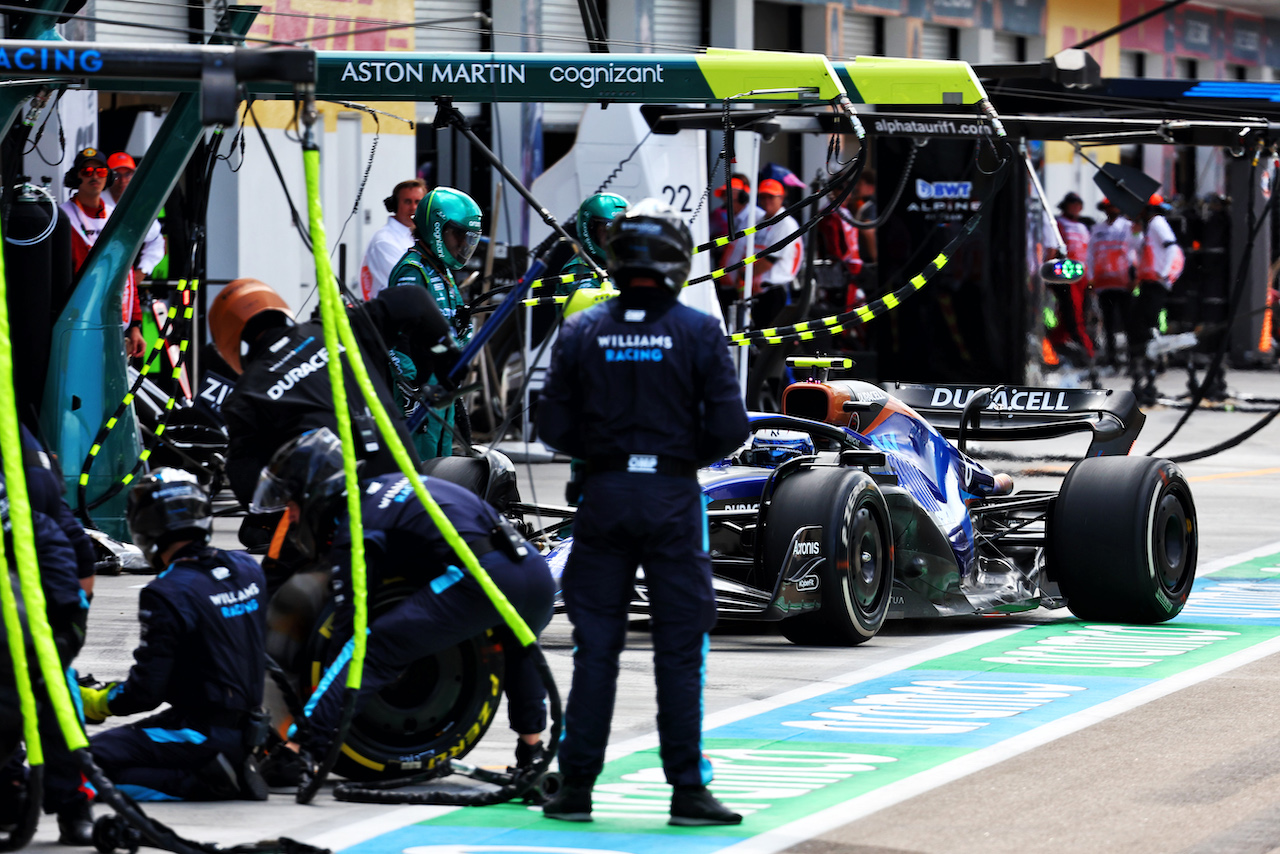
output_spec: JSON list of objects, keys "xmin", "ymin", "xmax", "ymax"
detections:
[{"xmin": 531, "ymin": 358, "xmax": 1199, "ymax": 646}]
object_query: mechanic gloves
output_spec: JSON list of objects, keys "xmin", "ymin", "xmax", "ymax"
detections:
[{"xmin": 79, "ymin": 683, "xmax": 116, "ymax": 724}]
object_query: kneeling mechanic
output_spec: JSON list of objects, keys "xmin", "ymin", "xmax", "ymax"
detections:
[
  {"xmin": 80, "ymin": 469, "xmax": 270, "ymax": 802},
  {"xmin": 250, "ymin": 428, "xmax": 556, "ymax": 787}
]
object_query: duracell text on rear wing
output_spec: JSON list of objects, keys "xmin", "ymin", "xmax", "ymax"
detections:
[{"xmin": 883, "ymin": 383, "xmax": 1145, "ymax": 457}]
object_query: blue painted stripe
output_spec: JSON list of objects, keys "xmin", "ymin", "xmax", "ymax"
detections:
[
  {"xmin": 304, "ymin": 637, "xmax": 355, "ymax": 717},
  {"xmin": 1186, "ymin": 82, "xmax": 1280, "ymax": 102},
  {"xmin": 698, "ymin": 632, "xmax": 713, "ymax": 785},
  {"xmin": 431, "ymin": 565, "xmax": 464, "ymax": 594},
  {"xmin": 117, "ymin": 784, "xmax": 180, "ymax": 802},
  {"xmin": 142, "ymin": 728, "xmax": 207, "ymax": 745},
  {"xmin": 66, "ymin": 668, "xmax": 85, "ymax": 723},
  {"xmin": 701, "ymin": 494, "xmax": 710, "ymax": 553}
]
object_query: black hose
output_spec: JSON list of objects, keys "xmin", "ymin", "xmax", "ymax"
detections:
[
  {"xmin": 0, "ymin": 764, "xmax": 40, "ymax": 851},
  {"xmin": 1147, "ymin": 154, "xmax": 1280, "ymax": 458}
]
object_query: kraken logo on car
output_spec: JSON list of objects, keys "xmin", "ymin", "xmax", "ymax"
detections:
[{"xmin": 795, "ymin": 573, "xmax": 820, "ymax": 592}]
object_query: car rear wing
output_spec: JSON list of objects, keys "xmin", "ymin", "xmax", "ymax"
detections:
[{"xmin": 882, "ymin": 383, "xmax": 1145, "ymax": 457}]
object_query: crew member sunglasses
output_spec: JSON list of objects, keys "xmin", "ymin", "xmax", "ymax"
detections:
[{"xmin": 79, "ymin": 167, "xmax": 109, "ymax": 179}]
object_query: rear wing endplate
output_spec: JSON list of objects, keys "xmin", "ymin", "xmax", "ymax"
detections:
[{"xmin": 883, "ymin": 383, "xmax": 1145, "ymax": 457}]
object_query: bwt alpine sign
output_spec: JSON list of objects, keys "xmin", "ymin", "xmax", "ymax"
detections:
[{"xmin": 909, "ymin": 180, "xmax": 980, "ymax": 221}]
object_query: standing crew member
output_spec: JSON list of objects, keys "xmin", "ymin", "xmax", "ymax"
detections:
[
  {"xmin": 725, "ymin": 178, "xmax": 802, "ymax": 327},
  {"xmin": 1046, "ymin": 191, "xmax": 1093, "ymax": 359},
  {"xmin": 79, "ymin": 469, "xmax": 269, "ymax": 802},
  {"xmin": 360, "ymin": 179, "xmax": 426, "ymax": 301},
  {"xmin": 387, "ymin": 187, "xmax": 483, "ymax": 460},
  {"xmin": 211, "ymin": 277, "xmax": 460, "ymax": 508},
  {"xmin": 1128, "ymin": 193, "xmax": 1185, "ymax": 404},
  {"xmin": 712, "ymin": 175, "xmax": 761, "ymax": 319},
  {"xmin": 537, "ymin": 199, "xmax": 749, "ymax": 826},
  {"xmin": 248, "ymin": 429, "xmax": 555, "ymax": 784},
  {"xmin": 59, "ymin": 148, "xmax": 146, "ymax": 359},
  {"xmin": 106, "ymin": 152, "xmax": 165, "ymax": 289},
  {"xmin": 559, "ymin": 193, "xmax": 628, "ymax": 293},
  {"xmin": 1085, "ymin": 198, "xmax": 1134, "ymax": 368}
]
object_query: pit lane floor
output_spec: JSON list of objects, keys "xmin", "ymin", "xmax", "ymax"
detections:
[{"xmin": 28, "ymin": 366, "xmax": 1280, "ymax": 854}]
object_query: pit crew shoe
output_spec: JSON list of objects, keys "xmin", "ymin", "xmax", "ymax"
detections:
[
  {"xmin": 514, "ymin": 740, "xmax": 546, "ymax": 771},
  {"xmin": 543, "ymin": 778, "xmax": 593, "ymax": 822},
  {"xmin": 56, "ymin": 800, "xmax": 94, "ymax": 846},
  {"xmin": 669, "ymin": 786, "xmax": 742, "ymax": 826},
  {"xmin": 194, "ymin": 754, "xmax": 241, "ymax": 800},
  {"xmin": 238, "ymin": 755, "xmax": 270, "ymax": 801},
  {"xmin": 260, "ymin": 746, "xmax": 309, "ymax": 787}
]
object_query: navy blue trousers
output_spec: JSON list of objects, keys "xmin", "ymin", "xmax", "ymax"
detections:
[
  {"xmin": 90, "ymin": 708, "xmax": 246, "ymax": 801},
  {"xmin": 559, "ymin": 473, "xmax": 717, "ymax": 787},
  {"xmin": 304, "ymin": 551, "xmax": 555, "ymax": 752}
]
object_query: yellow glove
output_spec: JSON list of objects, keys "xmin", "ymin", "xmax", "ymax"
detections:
[{"xmin": 80, "ymin": 684, "xmax": 115, "ymax": 724}]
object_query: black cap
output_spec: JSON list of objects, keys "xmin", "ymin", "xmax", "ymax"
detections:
[
  {"xmin": 1058, "ymin": 192, "xmax": 1084, "ymax": 209},
  {"xmin": 71, "ymin": 147, "xmax": 108, "ymax": 171}
]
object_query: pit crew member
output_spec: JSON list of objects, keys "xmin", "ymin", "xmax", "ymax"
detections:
[
  {"xmin": 558, "ymin": 193, "xmax": 628, "ymax": 293},
  {"xmin": 360, "ymin": 179, "xmax": 426, "ymax": 301},
  {"xmin": 1085, "ymin": 198, "xmax": 1134, "ymax": 368},
  {"xmin": 79, "ymin": 469, "xmax": 270, "ymax": 802},
  {"xmin": 387, "ymin": 187, "xmax": 482, "ymax": 460},
  {"xmin": 724, "ymin": 178, "xmax": 802, "ymax": 327},
  {"xmin": 536, "ymin": 199, "xmax": 749, "ymax": 826},
  {"xmin": 0, "ymin": 429, "xmax": 97, "ymax": 844},
  {"xmin": 59, "ymin": 148, "xmax": 146, "ymax": 359},
  {"xmin": 210, "ymin": 277, "xmax": 460, "ymax": 507},
  {"xmin": 249, "ymin": 428, "xmax": 555, "ymax": 785}
]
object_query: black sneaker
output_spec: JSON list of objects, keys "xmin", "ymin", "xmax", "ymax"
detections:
[
  {"xmin": 543, "ymin": 779, "xmax": 593, "ymax": 822},
  {"xmin": 260, "ymin": 747, "xmax": 309, "ymax": 787},
  {"xmin": 669, "ymin": 786, "xmax": 742, "ymax": 826},
  {"xmin": 514, "ymin": 740, "xmax": 546, "ymax": 771},
  {"xmin": 56, "ymin": 800, "xmax": 94, "ymax": 846},
  {"xmin": 238, "ymin": 755, "xmax": 270, "ymax": 801}
]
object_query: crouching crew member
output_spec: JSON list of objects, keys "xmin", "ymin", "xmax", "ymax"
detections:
[
  {"xmin": 249, "ymin": 428, "xmax": 555, "ymax": 784},
  {"xmin": 536, "ymin": 199, "xmax": 750, "ymax": 826},
  {"xmin": 211, "ymin": 278, "xmax": 461, "ymax": 507},
  {"xmin": 0, "ymin": 429, "xmax": 98, "ymax": 844},
  {"xmin": 79, "ymin": 469, "xmax": 269, "ymax": 802}
]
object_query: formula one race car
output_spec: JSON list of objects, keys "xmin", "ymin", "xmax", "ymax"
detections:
[{"xmin": 536, "ymin": 357, "xmax": 1198, "ymax": 646}]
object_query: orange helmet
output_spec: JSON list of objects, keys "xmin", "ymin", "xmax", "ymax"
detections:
[{"xmin": 208, "ymin": 278, "xmax": 294, "ymax": 374}]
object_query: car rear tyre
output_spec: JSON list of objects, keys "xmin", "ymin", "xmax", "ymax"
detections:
[
  {"xmin": 1050, "ymin": 456, "xmax": 1197, "ymax": 623},
  {"xmin": 766, "ymin": 466, "xmax": 893, "ymax": 646},
  {"xmin": 305, "ymin": 583, "xmax": 505, "ymax": 781}
]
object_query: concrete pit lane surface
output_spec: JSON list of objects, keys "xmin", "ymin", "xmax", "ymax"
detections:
[{"xmin": 50, "ymin": 369, "xmax": 1280, "ymax": 854}]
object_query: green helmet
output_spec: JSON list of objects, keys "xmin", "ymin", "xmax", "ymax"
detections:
[
  {"xmin": 414, "ymin": 187, "xmax": 483, "ymax": 270},
  {"xmin": 576, "ymin": 193, "xmax": 629, "ymax": 263}
]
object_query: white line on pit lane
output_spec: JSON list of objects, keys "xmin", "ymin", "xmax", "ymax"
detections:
[
  {"xmin": 305, "ymin": 626, "xmax": 1032, "ymax": 851},
  {"xmin": 305, "ymin": 540, "xmax": 1280, "ymax": 853},
  {"xmin": 715, "ymin": 544, "xmax": 1280, "ymax": 854}
]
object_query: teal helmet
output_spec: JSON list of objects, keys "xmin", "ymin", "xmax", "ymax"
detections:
[
  {"xmin": 414, "ymin": 187, "xmax": 483, "ymax": 270},
  {"xmin": 576, "ymin": 192, "xmax": 629, "ymax": 263}
]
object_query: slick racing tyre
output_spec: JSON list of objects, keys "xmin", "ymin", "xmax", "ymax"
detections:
[
  {"xmin": 421, "ymin": 452, "xmax": 521, "ymax": 514},
  {"xmin": 1050, "ymin": 456, "xmax": 1198, "ymax": 623},
  {"xmin": 306, "ymin": 583, "xmax": 504, "ymax": 782},
  {"xmin": 765, "ymin": 466, "xmax": 892, "ymax": 646}
]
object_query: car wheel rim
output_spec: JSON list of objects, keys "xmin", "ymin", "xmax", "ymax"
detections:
[
  {"xmin": 850, "ymin": 506, "xmax": 884, "ymax": 612},
  {"xmin": 1154, "ymin": 489, "xmax": 1190, "ymax": 591}
]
